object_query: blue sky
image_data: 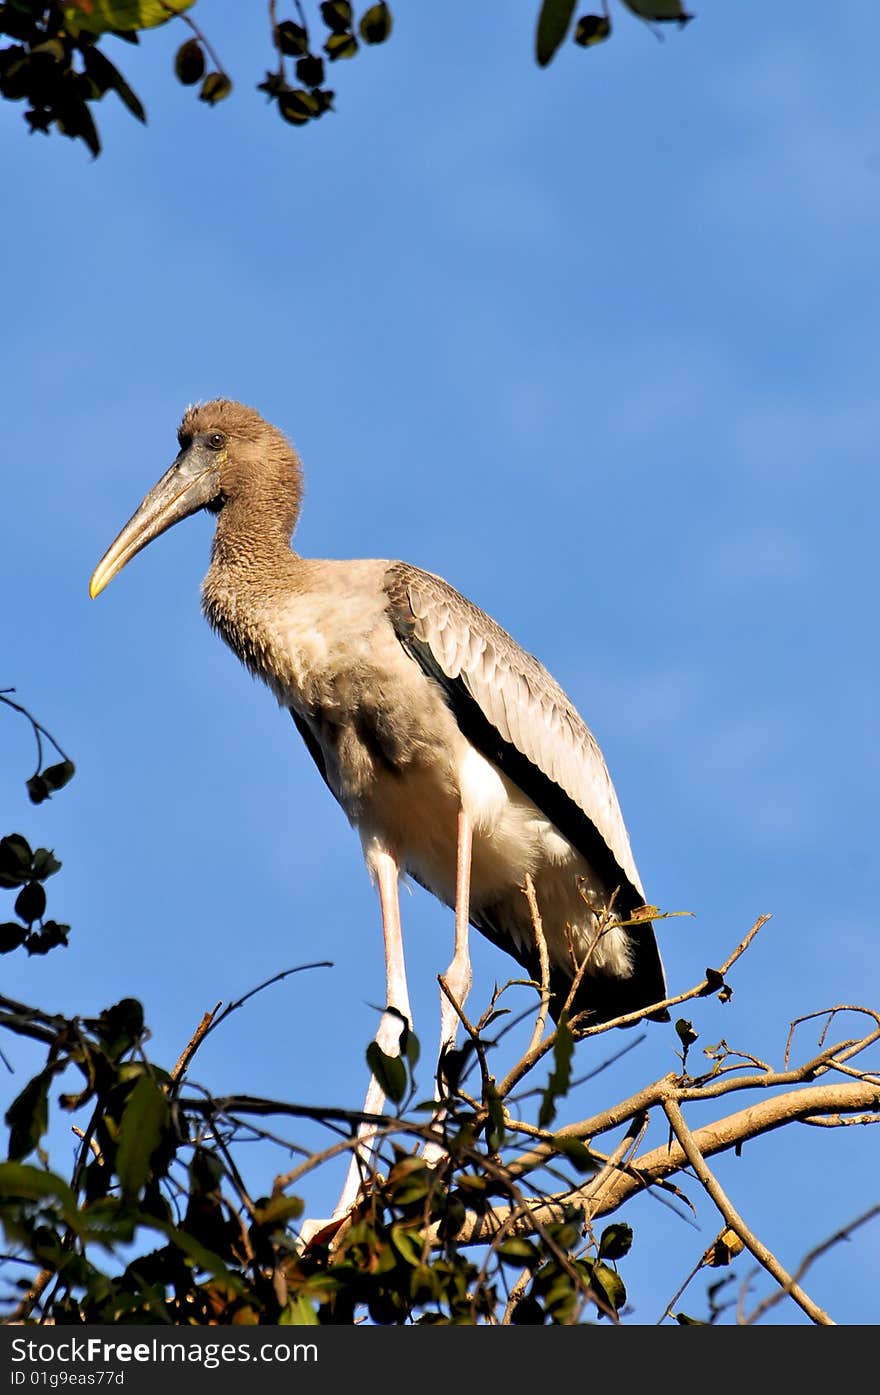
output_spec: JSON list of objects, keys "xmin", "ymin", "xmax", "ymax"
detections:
[{"xmin": 3, "ymin": 1, "xmax": 879, "ymax": 1324}]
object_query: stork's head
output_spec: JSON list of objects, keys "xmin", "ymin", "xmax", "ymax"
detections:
[{"xmin": 89, "ymin": 400, "xmax": 303, "ymax": 598}]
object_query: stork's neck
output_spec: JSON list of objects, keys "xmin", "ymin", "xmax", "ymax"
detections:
[
  {"xmin": 204, "ymin": 508, "xmax": 323, "ymax": 611},
  {"xmin": 205, "ymin": 443, "xmax": 311, "ymax": 587},
  {"xmin": 201, "ymin": 444, "xmax": 317, "ymax": 649}
]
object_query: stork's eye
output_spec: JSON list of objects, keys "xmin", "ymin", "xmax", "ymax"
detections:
[{"xmin": 207, "ymin": 432, "xmax": 226, "ymax": 451}]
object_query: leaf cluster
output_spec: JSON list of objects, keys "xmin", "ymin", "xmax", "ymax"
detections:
[
  {"xmin": 0, "ymin": 833, "xmax": 69, "ymax": 958},
  {"xmin": 535, "ymin": 0, "xmax": 692, "ymax": 68},
  {"xmin": 0, "ymin": 0, "xmax": 148, "ymax": 156},
  {"xmin": 0, "ymin": 0, "xmax": 694, "ymax": 157},
  {"xmin": 0, "ymin": 980, "xmax": 637, "ymax": 1325}
]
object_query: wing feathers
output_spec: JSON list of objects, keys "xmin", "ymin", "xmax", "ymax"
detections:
[{"xmin": 384, "ymin": 562, "xmax": 644, "ymax": 903}]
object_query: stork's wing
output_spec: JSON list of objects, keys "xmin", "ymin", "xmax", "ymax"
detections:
[{"xmin": 383, "ymin": 562, "xmax": 644, "ymax": 911}]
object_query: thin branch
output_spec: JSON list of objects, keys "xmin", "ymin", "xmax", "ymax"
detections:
[
  {"xmin": 498, "ymin": 914, "xmax": 771, "ymax": 1101},
  {"xmin": 205, "ymin": 963, "xmax": 333, "ymax": 1040},
  {"xmin": 8, "ymin": 1266, "xmax": 54, "ymax": 1324},
  {"xmin": 522, "ymin": 874, "xmax": 551, "ymax": 1057},
  {"xmin": 785, "ymin": 1004, "xmax": 880, "ymax": 1070},
  {"xmin": 657, "ymin": 1252, "xmax": 710, "ymax": 1325},
  {"xmin": 437, "ymin": 972, "xmax": 494, "ymax": 1104},
  {"xmin": 662, "ymin": 1097, "xmax": 832, "ymax": 1324},
  {"xmin": 741, "ymin": 1204, "xmax": 880, "ymax": 1325},
  {"xmin": 172, "ymin": 1003, "xmax": 222, "ymax": 1083},
  {"xmin": 175, "ymin": 7, "xmax": 227, "ymax": 76},
  {"xmin": 70, "ymin": 1125, "xmax": 102, "ymax": 1162},
  {"xmin": 453, "ymin": 1080, "xmax": 880, "ymax": 1247},
  {"xmin": 578, "ymin": 1111, "xmax": 648, "ymax": 1217},
  {"xmin": 501, "ymin": 1266, "xmax": 532, "ymax": 1324},
  {"xmin": 800, "ymin": 1112, "xmax": 880, "ymax": 1127},
  {"xmin": 0, "ymin": 688, "xmax": 72, "ymax": 771}
]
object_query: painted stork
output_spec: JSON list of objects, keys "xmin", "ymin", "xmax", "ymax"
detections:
[{"xmin": 90, "ymin": 400, "xmax": 667, "ymax": 1184}]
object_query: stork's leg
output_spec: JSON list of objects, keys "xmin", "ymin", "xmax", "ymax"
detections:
[
  {"xmin": 333, "ymin": 846, "xmax": 411, "ymax": 1218},
  {"xmin": 424, "ymin": 808, "xmax": 474, "ymax": 1165},
  {"xmin": 439, "ymin": 806, "xmax": 474, "ymax": 1054}
]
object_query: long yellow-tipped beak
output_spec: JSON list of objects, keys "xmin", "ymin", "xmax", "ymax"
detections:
[{"xmin": 89, "ymin": 448, "xmax": 220, "ymax": 599}]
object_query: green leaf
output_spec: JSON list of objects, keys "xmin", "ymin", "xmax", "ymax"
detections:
[
  {"xmin": 598, "ymin": 1221, "xmax": 633, "ymax": 1260},
  {"xmin": 31, "ymin": 848, "xmax": 62, "ymax": 880},
  {"xmin": 574, "ymin": 14, "xmax": 611, "ymax": 45},
  {"xmin": 276, "ymin": 20, "xmax": 309, "ymax": 55},
  {"xmin": 15, "ymin": 880, "xmax": 46, "ymax": 925},
  {"xmin": 389, "ymin": 1223, "xmax": 423, "ymax": 1266},
  {"xmin": 675, "ymin": 1017, "xmax": 698, "ymax": 1048},
  {"xmin": 619, "ymin": 0, "xmax": 692, "ymax": 21},
  {"xmin": 359, "ymin": 2, "xmax": 392, "ymax": 43},
  {"xmin": 143, "ymin": 1217, "xmax": 247, "ymax": 1290},
  {"xmin": 174, "ymin": 38, "xmax": 205, "ymax": 85},
  {"xmin": 189, "ymin": 1146, "xmax": 224, "ymax": 1194},
  {"xmin": 31, "ymin": 38, "xmax": 67, "ymax": 60},
  {"xmin": 26, "ymin": 774, "xmax": 50, "ymax": 804},
  {"xmin": 403, "ymin": 1025, "xmax": 420, "ymax": 1072},
  {"xmin": 436, "ymin": 1193, "xmax": 466, "ymax": 1241},
  {"xmin": 592, "ymin": 1260, "xmax": 626, "ymax": 1313},
  {"xmin": 63, "ymin": 0, "xmax": 194, "ymax": 37},
  {"xmin": 701, "ymin": 966, "xmax": 732, "ymax": 1004},
  {"xmin": 437, "ymin": 1041, "xmax": 472, "ymax": 1093},
  {"xmin": 324, "ymin": 32, "xmax": 358, "ymax": 60},
  {"xmin": 485, "ymin": 1081, "xmax": 506, "ymax": 1153},
  {"xmin": 280, "ymin": 1294, "xmax": 319, "ymax": 1324},
  {"xmin": 26, "ymin": 921, "xmax": 70, "ymax": 955},
  {"xmin": 0, "ymin": 1162, "xmax": 78, "ymax": 1216},
  {"xmin": 510, "ymin": 1295, "xmax": 546, "ymax": 1324},
  {"xmin": 55, "ymin": 92, "xmax": 102, "ymax": 158},
  {"xmin": 278, "ymin": 88, "xmax": 318, "ymax": 124},
  {"xmin": 386, "ymin": 1156, "xmax": 430, "ymax": 1206},
  {"xmin": 320, "ymin": 1, "xmax": 352, "ymax": 34},
  {"xmin": 0, "ymin": 834, "xmax": 32, "ymax": 886},
  {"xmin": 200, "ymin": 71, "xmax": 233, "ymax": 104},
  {"xmin": 496, "ymin": 1236, "xmax": 542, "ymax": 1267},
  {"xmin": 82, "ymin": 50, "xmax": 145, "ymax": 121},
  {"xmin": 535, "ymin": 0, "xmax": 577, "ymax": 66},
  {"xmin": 538, "ymin": 1013, "xmax": 574, "ymax": 1129},
  {"xmin": 91, "ymin": 997, "xmax": 144, "ymax": 1055},
  {"xmin": 6, "ymin": 1069, "xmax": 53, "ymax": 1160},
  {"xmin": 252, "ymin": 1194, "xmax": 305, "ymax": 1228},
  {"xmin": 551, "ymin": 1134, "xmax": 599, "ymax": 1174},
  {"xmin": 116, "ymin": 1073, "xmax": 170, "ymax": 1197},
  {"xmin": 0, "ymin": 922, "xmax": 28, "ymax": 953},
  {"xmin": 295, "ymin": 54, "xmax": 325, "ymax": 87},
  {"xmin": 365, "ymin": 1041, "xmax": 407, "ymax": 1104}
]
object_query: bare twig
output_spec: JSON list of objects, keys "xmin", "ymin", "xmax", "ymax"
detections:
[
  {"xmin": 172, "ymin": 1003, "xmax": 222, "ymax": 1083},
  {"xmin": 662, "ymin": 1097, "xmax": 832, "ymax": 1324},
  {"xmin": 453, "ymin": 1080, "xmax": 880, "ymax": 1247},
  {"xmin": 175, "ymin": 7, "xmax": 228, "ymax": 76},
  {"xmin": 71, "ymin": 1125, "xmax": 102, "ymax": 1162},
  {"xmin": 522, "ymin": 874, "xmax": 551, "ymax": 1057},
  {"xmin": 205, "ymin": 963, "xmax": 333, "ymax": 1039},
  {"xmin": 498, "ymin": 915, "xmax": 772, "ymax": 1102},
  {"xmin": 741, "ymin": 1204, "xmax": 880, "ymax": 1325},
  {"xmin": 8, "ymin": 1266, "xmax": 54, "ymax": 1324},
  {"xmin": 0, "ymin": 688, "xmax": 72, "ymax": 773}
]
